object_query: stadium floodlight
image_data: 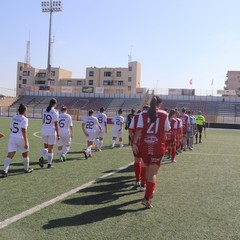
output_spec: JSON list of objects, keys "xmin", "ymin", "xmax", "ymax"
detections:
[{"xmin": 41, "ymin": 0, "xmax": 63, "ymax": 85}]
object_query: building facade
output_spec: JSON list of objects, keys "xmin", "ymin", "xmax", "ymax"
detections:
[{"xmin": 16, "ymin": 61, "xmax": 143, "ymax": 96}]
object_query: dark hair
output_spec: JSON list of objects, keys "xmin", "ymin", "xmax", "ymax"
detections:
[
  {"xmin": 148, "ymin": 96, "xmax": 162, "ymax": 123},
  {"xmin": 137, "ymin": 110, "xmax": 141, "ymax": 114},
  {"xmin": 89, "ymin": 109, "xmax": 94, "ymax": 116},
  {"xmin": 131, "ymin": 109, "xmax": 135, "ymax": 114},
  {"xmin": 61, "ymin": 105, "xmax": 67, "ymax": 112},
  {"xmin": 164, "ymin": 107, "xmax": 168, "ymax": 112},
  {"xmin": 46, "ymin": 98, "xmax": 57, "ymax": 112},
  {"xmin": 18, "ymin": 104, "xmax": 27, "ymax": 115},
  {"xmin": 182, "ymin": 108, "xmax": 186, "ymax": 113},
  {"xmin": 168, "ymin": 109, "xmax": 176, "ymax": 120},
  {"xmin": 118, "ymin": 108, "xmax": 123, "ymax": 115},
  {"xmin": 143, "ymin": 104, "xmax": 150, "ymax": 111},
  {"xmin": 100, "ymin": 107, "xmax": 105, "ymax": 113}
]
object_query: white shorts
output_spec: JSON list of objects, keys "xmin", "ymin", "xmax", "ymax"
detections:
[
  {"xmin": 42, "ymin": 135, "xmax": 56, "ymax": 145},
  {"xmin": 112, "ymin": 129, "xmax": 123, "ymax": 138},
  {"xmin": 95, "ymin": 129, "xmax": 105, "ymax": 139},
  {"xmin": 8, "ymin": 136, "xmax": 29, "ymax": 154},
  {"xmin": 85, "ymin": 132, "xmax": 95, "ymax": 142},
  {"xmin": 58, "ymin": 132, "xmax": 71, "ymax": 147}
]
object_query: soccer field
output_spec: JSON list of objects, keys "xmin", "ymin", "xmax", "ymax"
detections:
[{"xmin": 0, "ymin": 118, "xmax": 240, "ymax": 240}]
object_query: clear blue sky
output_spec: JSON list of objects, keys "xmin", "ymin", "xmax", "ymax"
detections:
[{"xmin": 1, "ymin": 0, "xmax": 240, "ymax": 96}]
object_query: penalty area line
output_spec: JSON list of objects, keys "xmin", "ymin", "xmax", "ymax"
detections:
[{"xmin": 0, "ymin": 162, "xmax": 133, "ymax": 230}]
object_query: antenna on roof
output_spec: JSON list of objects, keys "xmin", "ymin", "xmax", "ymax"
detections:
[{"xmin": 128, "ymin": 45, "xmax": 133, "ymax": 62}]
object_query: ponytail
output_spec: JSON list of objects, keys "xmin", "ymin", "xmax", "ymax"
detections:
[
  {"xmin": 148, "ymin": 96, "xmax": 162, "ymax": 123},
  {"xmin": 46, "ymin": 98, "xmax": 57, "ymax": 112},
  {"xmin": 18, "ymin": 103, "xmax": 26, "ymax": 115}
]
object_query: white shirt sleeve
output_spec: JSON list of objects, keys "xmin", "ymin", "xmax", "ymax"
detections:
[
  {"xmin": 137, "ymin": 113, "xmax": 143, "ymax": 129},
  {"xmin": 129, "ymin": 116, "xmax": 135, "ymax": 130},
  {"xmin": 164, "ymin": 118, "xmax": 171, "ymax": 131}
]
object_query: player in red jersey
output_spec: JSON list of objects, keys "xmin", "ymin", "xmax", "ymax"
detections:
[
  {"xmin": 129, "ymin": 105, "xmax": 149, "ymax": 191},
  {"xmin": 165, "ymin": 109, "xmax": 178, "ymax": 163},
  {"xmin": 132, "ymin": 96, "xmax": 170, "ymax": 208},
  {"xmin": 175, "ymin": 111, "xmax": 183, "ymax": 154},
  {"xmin": 180, "ymin": 108, "xmax": 190, "ymax": 151}
]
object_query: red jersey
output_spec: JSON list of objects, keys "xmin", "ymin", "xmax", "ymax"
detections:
[
  {"xmin": 137, "ymin": 110, "xmax": 170, "ymax": 156},
  {"xmin": 128, "ymin": 114, "xmax": 140, "ymax": 137},
  {"xmin": 180, "ymin": 114, "xmax": 189, "ymax": 134},
  {"xmin": 166, "ymin": 118, "xmax": 178, "ymax": 142}
]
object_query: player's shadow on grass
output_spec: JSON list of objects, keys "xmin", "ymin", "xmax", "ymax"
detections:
[
  {"xmin": 43, "ymin": 198, "xmax": 145, "ymax": 229},
  {"xmin": 43, "ymin": 174, "xmax": 146, "ymax": 229}
]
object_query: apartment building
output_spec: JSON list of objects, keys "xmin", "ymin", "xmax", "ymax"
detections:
[{"xmin": 16, "ymin": 61, "xmax": 143, "ymax": 96}]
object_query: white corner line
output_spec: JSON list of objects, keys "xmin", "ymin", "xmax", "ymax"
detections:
[{"xmin": 0, "ymin": 162, "xmax": 133, "ymax": 230}]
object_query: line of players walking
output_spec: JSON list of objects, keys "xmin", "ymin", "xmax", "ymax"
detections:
[
  {"xmin": 1, "ymin": 98, "xmax": 126, "ymax": 177},
  {"xmin": 1, "ymin": 96, "xmax": 205, "ymax": 209}
]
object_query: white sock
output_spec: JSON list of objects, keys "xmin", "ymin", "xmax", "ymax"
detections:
[
  {"xmin": 58, "ymin": 150, "xmax": 63, "ymax": 158},
  {"xmin": 48, "ymin": 153, "xmax": 53, "ymax": 165},
  {"xmin": 86, "ymin": 146, "xmax": 92, "ymax": 153},
  {"xmin": 112, "ymin": 140, "xmax": 116, "ymax": 147},
  {"xmin": 3, "ymin": 157, "xmax": 12, "ymax": 173},
  {"xmin": 23, "ymin": 157, "xmax": 29, "ymax": 171},
  {"xmin": 99, "ymin": 140, "xmax": 103, "ymax": 149},
  {"xmin": 120, "ymin": 141, "xmax": 123, "ymax": 146},
  {"xmin": 95, "ymin": 139, "xmax": 99, "ymax": 148},
  {"xmin": 63, "ymin": 146, "xmax": 70, "ymax": 155},
  {"xmin": 41, "ymin": 148, "xmax": 48, "ymax": 158}
]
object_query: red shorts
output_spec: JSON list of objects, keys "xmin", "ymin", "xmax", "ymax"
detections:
[{"xmin": 141, "ymin": 155, "xmax": 164, "ymax": 167}]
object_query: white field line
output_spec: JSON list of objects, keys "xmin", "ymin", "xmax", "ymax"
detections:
[{"xmin": 0, "ymin": 162, "xmax": 133, "ymax": 230}]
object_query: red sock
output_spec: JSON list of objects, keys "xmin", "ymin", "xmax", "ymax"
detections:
[
  {"xmin": 171, "ymin": 148, "xmax": 176, "ymax": 160},
  {"xmin": 134, "ymin": 162, "xmax": 141, "ymax": 181},
  {"xmin": 180, "ymin": 142, "xmax": 183, "ymax": 150},
  {"xmin": 141, "ymin": 167, "xmax": 146, "ymax": 186},
  {"xmin": 145, "ymin": 182, "xmax": 156, "ymax": 200}
]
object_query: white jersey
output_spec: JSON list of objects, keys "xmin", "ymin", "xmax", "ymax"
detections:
[
  {"xmin": 112, "ymin": 115, "xmax": 124, "ymax": 132},
  {"xmin": 96, "ymin": 112, "xmax": 107, "ymax": 131},
  {"xmin": 42, "ymin": 107, "xmax": 59, "ymax": 136},
  {"xmin": 83, "ymin": 116, "xmax": 99, "ymax": 133},
  {"xmin": 58, "ymin": 112, "xmax": 73, "ymax": 134},
  {"xmin": 10, "ymin": 114, "xmax": 28, "ymax": 139}
]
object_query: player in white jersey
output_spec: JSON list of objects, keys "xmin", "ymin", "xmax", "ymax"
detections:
[
  {"xmin": 82, "ymin": 109, "xmax": 102, "ymax": 159},
  {"xmin": 95, "ymin": 107, "xmax": 108, "ymax": 151},
  {"xmin": 112, "ymin": 108, "xmax": 125, "ymax": 148},
  {"xmin": 57, "ymin": 105, "xmax": 73, "ymax": 161},
  {"xmin": 39, "ymin": 98, "xmax": 59, "ymax": 168},
  {"xmin": 1, "ymin": 104, "xmax": 33, "ymax": 178}
]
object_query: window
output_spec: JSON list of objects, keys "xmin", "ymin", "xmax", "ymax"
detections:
[
  {"xmin": 28, "ymin": 71, "xmax": 30, "ymax": 76},
  {"xmin": 89, "ymin": 80, "xmax": 93, "ymax": 85},
  {"xmin": 22, "ymin": 79, "xmax": 27, "ymax": 84},
  {"xmin": 128, "ymin": 86, "xmax": 131, "ymax": 91},
  {"xmin": 37, "ymin": 73, "xmax": 46, "ymax": 78},
  {"xmin": 89, "ymin": 71, "xmax": 94, "ymax": 77},
  {"xmin": 19, "ymin": 84, "xmax": 21, "ymax": 88},
  {"xmin": 103, "ymin": 80, "xmax": 113, "ymax": 86},
  {"xmin": 39, "ymin": 86, "xmax": 50, "ymax": 91},
  {"xmin": 51, "ymin": 71, "xmax": 55, "ymax": 77},
  {"xmin": 77, "ymin": 80, "xmax": 82, "ymax": 86},
  {"xmin": 23, "ymin": 71, "xmax": 28, "ymax": 76},
  {"xmin": 35, "ymin": 80, "xmax": 46, "ymax": 85},
  {"xmin": 104, "ymin": 71, "xmax": 112, "ymax": 77},
  {"xmin": 118, "ymin": 81, "xmax": 123, "ymax": 86},
  {"xmin": 128, "ymin": 66, "xmax": 132, "ymax": 71},
  {"xmin": 116, "ymin": 71, "xmax": 121, "ymax": 77},
  {"xmin": 19, "ymin": 76, "xmax": 22, "ymax": 81},
  {"xmin": 19, "ymin": 66, "xmax": 23, "ymax": 71},
  {"xmin": 50, "ymin": 80, "xmax": 55, "ymax": 85},
  {"xmin": 67, "ymin": 80, "xmax": 72, "ymax": 86},
  {"xmin": 128, "ymin": 77, "xmax": 132, "ymax": 82}
]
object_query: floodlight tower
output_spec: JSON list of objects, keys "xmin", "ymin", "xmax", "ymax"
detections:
[{"xmin": 41, "ymin": 0, "xmax": 63, "ymax": 85}]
